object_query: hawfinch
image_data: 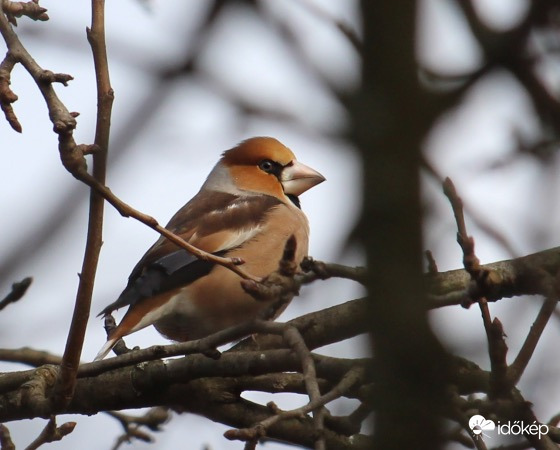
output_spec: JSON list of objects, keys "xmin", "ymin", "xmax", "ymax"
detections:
[{"xmin": 94, "ymin": 137, "xmax": 325, "ymax": 360}]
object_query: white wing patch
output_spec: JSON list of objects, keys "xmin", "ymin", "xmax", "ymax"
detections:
[
  {"xmin": 191, "ymin": 198, "xmax": 265, "ymax": 252},
  {"xmin": 208, "ymin": 200, "xmax": 250, "ymax": 213},
  {"xmin": 215, "ymin": 225, "xmax": 262, "ymax": 252},
  {"xmin": 190, "ymin": 225, "xmax": 263, "ymax": 253}
]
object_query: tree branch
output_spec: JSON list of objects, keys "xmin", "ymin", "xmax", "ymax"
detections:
[
  {"xmin": 0, "ymin": 424, "xmax": 15, "ymax": 450},
  {"xmin": 0, "ymin": 277, "xmax": 32, "ymax": 311},
  {"xmin": 443, "ymin": 177, "xmax": 510, "ymax": 398},
  {"xmin": 508, "ymin": 295, "xmax": 558, "ymax": 385},
  {"xmin": 52, "ymin": 0, "xmax": 113, "ymax": 409},
  {"xmin": 0, "ymin": 50, "xmax": 20, "ymax": 132},
  {"xmin": 24, "ymin": 416, "xmax": 76, "ymax": 450},
  {"xmin": 106, "ymin": 407, "xmax": 169, "ymax": 449},
  {"xmin": 2, "ymin": 1, "xmax": 48, "ymax": 24}
]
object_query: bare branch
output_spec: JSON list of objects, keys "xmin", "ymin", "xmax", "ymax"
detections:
[
  {"xmin": 0, "ymin": 1, "xmax": 77, "ymax": 136},
  {"xmin": 300, "ymin": 257, "xmax": 366, "ymax": 285},
  {"xmin": 2, "ymin": 1, "xmax": 48, "ymax": 24},
  {"xmin": 0, "ymin": 424, "xmax": 15, "ymax": 450},
  {"xmin": 508, "ymin": 296, "xmax": 558, "ymax": 385},
  {"xmin": 425, "ymin": 250, "xmax": 439, "ymax": 274},
  {"xmin": 0, "ymin": 277, "xmax": 32, "ymax": 311},
  {"xmin": 225, "ymin": 367, "xmax": 364, "ymax": 447},
  {"xmin": 296, "ymin": 0, "xmax": 361, "ymax": 53},
  {"xmin": 427, "ymin": 246, "xmax": 560, "ymax": 307},
  {"xmin": 106, "ymin": 407, "xmax": 169, "ymax": 449},
  {"xmin": 443, "ymin": 178, "xmax": 511, "ymax": 398},
  {"xmin": 0, "ymin": 51, "xmax": 20, "ymax": 132},
  {"xmin": 24, "ymin": 416, "xmax": 76, "ymax": 450},
  {"xmin": 0, "ymin": 348, "xmax": 61, "ymax": 367},
  {"xmin": 52, "ymin": 0, "xmax": 114, "ymax": 410}
]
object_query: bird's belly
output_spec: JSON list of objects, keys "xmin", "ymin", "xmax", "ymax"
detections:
[{"xmin": 153, "ymin": 268, "xmax": 281, "ymax": 341}]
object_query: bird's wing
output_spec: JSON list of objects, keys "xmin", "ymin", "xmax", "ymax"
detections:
[{"xmin": 99, "ymin": 191, "xmax": 282, "ymax": 315}]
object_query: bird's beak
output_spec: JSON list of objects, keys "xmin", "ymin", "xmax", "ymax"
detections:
[{"xmin": 281, "ymin": 160, "xmax": 325, "ymax": 196}]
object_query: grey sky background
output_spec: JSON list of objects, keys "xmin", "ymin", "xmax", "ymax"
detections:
[{"xmin": 2, "ymin": 0, "xmax": 560, "ymax": 448}]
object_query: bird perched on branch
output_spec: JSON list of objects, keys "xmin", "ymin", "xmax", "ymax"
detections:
[{"xmin": 94, "ymin": 137, "xmax": 325, "ymax": 360}]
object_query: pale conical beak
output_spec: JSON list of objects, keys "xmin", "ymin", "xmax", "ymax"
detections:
[{"xmin": 281, "ymin": 160, "xmax": 325, "ymax": 196}]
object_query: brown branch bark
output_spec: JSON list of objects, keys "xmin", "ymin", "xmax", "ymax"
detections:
[
  {"xmin": 0, "ymin": 277, "xmax": 32, "ymax": 311},
  {"xmin": 0, "ymin": 350, "xmax": 369, "ymax": 437},
  {"xmin": 106, "ymin": 407, "xmax": 168, "ymax": 449},
  {"xmin": 24, "ymin": 416, "xmax": 76, "ymax": 450},
  {"xmin": 427, "ymin": 246, "xmax": 560, "ymax": 307},
  {"xmin": 508, "ymin": 296, "xmax": 558, "ymax": 385},
  {"xmin": 0, "ymin": 50, "xmax": 20, "ymax": 132},
  {"xmin": 0, "ymin": 296, "xmax": 368, "ymax": 393},
  {"xmin": 0, "ymin": 349, "xmax": 494, "ymax": 447},
  {"xmin": 0, "ymin": 348, "xmax": 61, "ymax": 367},
  {"xmin": 443, "ymin": 178, "xmax": 512, "ymax": 399},
  {"xmin": 225, "ymin": 367, "xmax": 364, "ymax": 445},
  {"xmin": 0, "ymin": 424, "xmax": 15, "ymax": 450},
  {"xmin": 53, "ymin": 0, "xmax": 113, "ymax": 409},
  {"xmin": 2, "ymin": 1, "xmax": 48, "ymax": 24}
]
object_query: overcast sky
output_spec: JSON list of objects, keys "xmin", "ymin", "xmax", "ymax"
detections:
[{"xmin": 2, "ymin": 0, "xmax": 560, "ymax": 449}]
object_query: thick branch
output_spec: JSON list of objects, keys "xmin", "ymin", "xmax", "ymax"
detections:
[
  {"xmin": 0, "ymin": 350, "xmax": 365, "ymax": 418},
  {"xmin": 427, "ymin": 246, "xmax": 560, "ymax": 307}
]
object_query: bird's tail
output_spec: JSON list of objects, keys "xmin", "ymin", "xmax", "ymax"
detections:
[{"xmin": 94, "ymin": 337, "xmax": 118, "ymax": 361}]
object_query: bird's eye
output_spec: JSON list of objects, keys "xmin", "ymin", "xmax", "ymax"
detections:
[{"xmin": 258, "ymin": 159, "xmax": 275, "ymax": 173}]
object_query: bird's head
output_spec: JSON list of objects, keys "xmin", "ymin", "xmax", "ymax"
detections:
[{"xmin": 219, "ymin": 137, "xmax": 325, "ymax": 202}]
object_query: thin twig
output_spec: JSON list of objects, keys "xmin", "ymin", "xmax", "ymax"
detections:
[
  {"xmin": 284, "ymin": 325, "xmax": 326, "ymax": 450},
  {"xmin": 471, "ymin": 436, "xmax": 489, "ymax": 450},
  {"xmin": 296, "ymin": 0, "xmax": 361, "ymax": 53},
  {"xmin": 423, "ymin": 158, "xmax": 519, "ymax": 257},
  {"xmin": 425, "ymin": 250, "xmax": 439, "ymax": 274},
  {"xmin": 0, "ymin": 51, "xmax": 21, "ymax": 132},
  {"xmin": 2, "ymin": 0, "xmax": 48, "ymax": 24},
  {"xmin": 52, "ymin": 0, "xmax": 112, "ymax": 409},
  {"xmin": 0, "ymin": 348, "xmax": 61, "ymax": 366},
  {"xmin": 225, "ymin": 366, "xmax": 364, "ymax": 445},
  {"xmin": 106, "ymin": 407, "xmax": 169, "ymax": 449},
  {"xmin": 222, "ymin": 320, "xmax": 328, "ymax": 449},
  {"xmin": 0, "ymin": 424, "xmax": 15, "ymax": 450},
  {"xmin": 443, "ymin": 178, "xmax": 510, "ymax": 398},
  {"xmin": 0, "ymin": 277, "xmax": 32, "ymax": 311},
  {"xmin": 508, "ymin": 296, "xmax": 558, "ymax": 384},
  {"xmin": 300, "ymin": 257, "xmax": 366, "ymax": 285},
  {"xmin": 24, "ymin": 416, "xmax": 76, "ymax": 450},
  {"xmin": 0, "ymin": 1, "xmax": 77, "ymax": 137}
]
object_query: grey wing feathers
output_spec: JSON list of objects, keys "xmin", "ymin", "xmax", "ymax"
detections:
[{"xmin": 98, "ymin": 249, "xmax": 215, "ymax": 316}]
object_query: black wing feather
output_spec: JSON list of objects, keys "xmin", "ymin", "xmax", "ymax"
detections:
[{"xmin": 98, "ymin": 250, "xmax": 218, "ymax": 316}]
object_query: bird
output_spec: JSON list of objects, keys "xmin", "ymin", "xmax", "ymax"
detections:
[{"xmin": 94, "ymin": 137, "xmax": 325, "ymax": 360}]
